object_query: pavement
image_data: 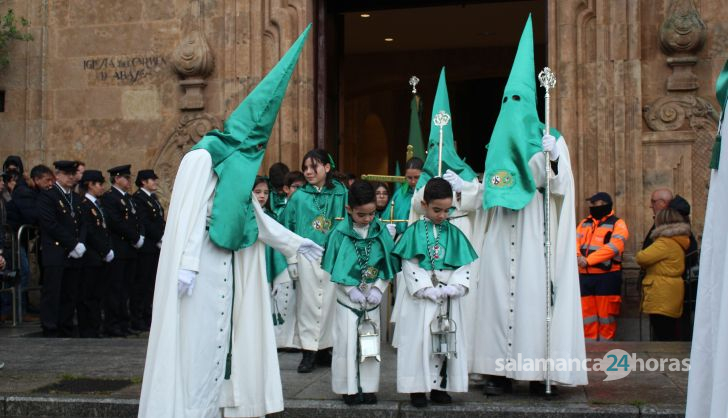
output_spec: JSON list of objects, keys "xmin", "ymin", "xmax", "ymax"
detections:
[{"xmin": 0, "ymin": 321, "xmax": 690, "ymax": 418}]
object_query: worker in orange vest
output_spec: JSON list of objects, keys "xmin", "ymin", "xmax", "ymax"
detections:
[{"xmin": 576, "ymin": 192, "xmax": 629, "ymax": 341}]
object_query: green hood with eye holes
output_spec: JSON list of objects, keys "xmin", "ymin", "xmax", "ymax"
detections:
[
  {"xmin": 191, "ymin": 25, "xmax": 311, "ymax": 250},
  {"xmin": 482, "ymin": 14, "xmax": 560, "ymax": 211}
]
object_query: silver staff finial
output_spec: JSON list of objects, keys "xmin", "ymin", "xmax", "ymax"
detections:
[
  {"xmin": 538, "ymin": 67, "xmax": 556, "ymax": 91},
  {"xmin": 409, "ymin": 75, "xmax": 420, "ymax": 94},
  {"xmin": 433, "ymin": 110, "xmax": 450, "ymax": 127}
]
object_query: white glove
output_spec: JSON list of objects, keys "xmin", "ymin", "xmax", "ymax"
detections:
[
  {"xmin": 69, "ymin": 242, "xmax": 86, "ymax": 259},
  {"xmin": 104, "ymin": 250, "xmax": 115, "ymax": 263},
  {"xmin": 348, "ymin": 287, "xmax": 366, "ymax": 304},
  {"xmin": 440, "ymin": 284, "xmax": 466, "ymax": 298},
  {"xmin": 298, "ymin": 238, "xmax": 324, "ymax": 262},
  {"xmin": 366, "ymin": 287, "xmax": 383, "ymax": 305},
  {"xmin": 287, "ymin": 263, "xmax": 299, "ymax": 280},
  {"xmin": 421, "ymin": 287, "xmax": 442, "ymax": 303},
  {"xmin": 178, "ymin": 269, "xmax": 196, "ymax": 297},
  {"xmin": 134, "ymin": 236, "xmax": 145, "ymax": 249},
  {"xmin": 542, "ymin": 134, "xmax": 560, "ymax": 161},
  {"xmin": 156, "ymin": 241, "xmax": 162, "ymax": 249},
  {"xmin": 442, "ymin": 169, "xmax": 464, "ymax": 193},
  {"xmin": 385, "ymin": 223, "xmax": 397, "ymax": 239}
]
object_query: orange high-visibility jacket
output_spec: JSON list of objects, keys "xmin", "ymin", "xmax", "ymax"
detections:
[{"xmin": 576, "ymin": 211, "xmax": 629, "ymax": 274}]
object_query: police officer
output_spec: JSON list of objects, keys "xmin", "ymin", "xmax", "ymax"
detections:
[
  {"xmin": 78, "ymin": 170, "xmax": 114, "ymax": 338},
  {"xmin": 131, "ymin": 169, "xmax": 164, "ymax": 331},
  {"xmin": 37, "ymin": 160, "xmax": 86, "ymax": 337},
  {"xmin": 102, "ymin": 165, "xmax": 144, "ymax": 337}
]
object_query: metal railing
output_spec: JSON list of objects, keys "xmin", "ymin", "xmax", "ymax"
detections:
[{"xmin": 1, "ymin": 224, "xmax": 41, "ymax": 327}]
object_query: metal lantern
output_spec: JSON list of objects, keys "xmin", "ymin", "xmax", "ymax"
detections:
[
  {"xmin": 430, "ymin": 314, "xmax": 457, "ymax": 359},
  {"xmin": 358, "ymin": 310, "xmax": 381, "ymax": 363}
]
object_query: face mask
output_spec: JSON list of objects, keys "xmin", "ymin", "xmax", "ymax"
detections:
[{"xmin": 589, "ymin": 204, "xmax": 612, "ymax": 220}]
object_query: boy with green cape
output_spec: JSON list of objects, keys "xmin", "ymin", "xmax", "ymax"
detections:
[
  {"xmin": 469, "ymin": 15, "xmax": 587, "ymax": 394},
  {"xmin": 139, "ymin": 26, "xmax": 324, "ymax": 418}
]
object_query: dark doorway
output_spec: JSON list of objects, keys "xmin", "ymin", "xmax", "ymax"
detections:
[{"xmin": 317, "ymin": 0, "xmax": 547, "ymax": 177}]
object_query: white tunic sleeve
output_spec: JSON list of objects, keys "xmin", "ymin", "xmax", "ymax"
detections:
[
  {"xmin": 178, "ymin": 149, "xmax": 215, "ymax": 272},
  {"xmin": 402, "ymin": 258, "xmax": 433, "ymax": 296},
  {"xmin": 252, "ymin": 197, "xmax": 303, "ymax": 259}
]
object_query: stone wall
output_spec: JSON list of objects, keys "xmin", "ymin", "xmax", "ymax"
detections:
[
  {"xmin": 548, "ymin": 0, "xmax": 726, "ymax": 257},
  {"xmin": 0, "ymin": 0, "xmax": 314, "ymax": 205}
]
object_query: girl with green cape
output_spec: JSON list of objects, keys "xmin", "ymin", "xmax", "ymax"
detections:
[{"xmin": 279, "ymin": 148, "xmax": 348, "ymax": 373}]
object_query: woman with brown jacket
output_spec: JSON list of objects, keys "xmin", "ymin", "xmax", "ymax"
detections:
[{"xmin": 636, "ymin": 208, "xmax": 691, "ymax": 341}]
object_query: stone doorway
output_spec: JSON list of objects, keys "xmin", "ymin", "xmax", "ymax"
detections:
[{"xmin": 317, "ymin": 0, "xmax": 548, "ymax": 177}]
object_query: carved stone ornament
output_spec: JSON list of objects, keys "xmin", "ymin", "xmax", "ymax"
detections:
[
  {"xmin": 659, "ymin": 0, "xmax": 706, "ymax": 56},
  {"xmin": 659, "ymin": 0, "xmax": 707, "ymax": 91},
  {"xmin": 171, "ymin": 31, "xmax": 215, "ymax": 110},
  {"xmin": 152, "ymin": 113, "xmax": 221, "ymax": 208},
  {"xmin": 643, "ymin": 96, "xmax": 718, "ymax": 133}
]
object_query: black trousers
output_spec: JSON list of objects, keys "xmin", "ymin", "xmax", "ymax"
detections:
[
  {"xmin": 40, "ymin": 266, "xmax": 80, "ymax": 337},
  {"xmin": 78, "ymin": 264, "xmax": 106, "ymax": 337},
  {"xmin": 104, "ymin": 257, "xmax": 136, "ymax": 333},
  {"xmin": 650, "ymin": 314, "xmax": 679, "ymax": 341},
  {"xmin": 130, "ymin": 251, "xmax": 158, "ymax": 328}
]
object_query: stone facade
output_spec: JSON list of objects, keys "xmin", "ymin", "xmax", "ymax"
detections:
[
  {"xmin": 0, "ymin": 0, "xmax": 314, "ymax": 207},
  {"xmin": 1, "ymin": 0, "xmax": 726, "ymax": 256}
]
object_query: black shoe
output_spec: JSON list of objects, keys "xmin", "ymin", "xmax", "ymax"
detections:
[
  {"xmin": 484, "ymin": 376, "xmax": 513, "ymax": 396},
  {"xmin": 361, "ymin": 393, "xmax": 378, "ymax": 404},
  {"xmin": 430, "ymin": 389, "xmax": 452, "ymax": 404},
  {"xmin": 123, "ymin": 328, "xmax": 141, "ymax": 336},
  {"xmin": 42, "ymin": 329, "xmax": 58, "ymax": 338},
  {"xmin": 342, "ymin": 394, "xmax": 362, "ymax": 405},
  {"xmin": 131, "ymin": 322, "xmax": 150, "ymax": 332},
  {"xmin": 529, "ymin": 381, "xmax": 558, "ymax": 396},
  {"xmin": 297, "ymin": 350, "xmax": 316, "ymax": 373},
  {"xmin": 410, "ymin": 392, "xmax": 428, "ymax": 408},
  {"xmin": 315, "ymin": 349, "xmax": 332, "ymax": 367}
]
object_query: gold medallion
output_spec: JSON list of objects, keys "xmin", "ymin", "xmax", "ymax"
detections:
[{"xmin": 311, "ymin": 215, "xmax": 332, "ymax": 233}]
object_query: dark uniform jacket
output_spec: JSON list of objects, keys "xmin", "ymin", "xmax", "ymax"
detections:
[
  {"xmin": 102, "ymin": 187, "xmax": 143, "ymax": 260},
  {"xmin": 132, "ymin": 189, "xmax": 165, "ymax": 254},
  {"xmin": 80, "ymin": 196, "xmax": 112, "ymax": 267},
  {"xmin": 37, "ymin": 184, "xmax": 85, "ymax": 267}
]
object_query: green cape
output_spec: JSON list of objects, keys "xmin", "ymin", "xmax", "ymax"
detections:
[
  {"xmin": 392, "ymin": 184, "xmax": 413, "ymax": 234},
  {"xmin": 392, "ymin": 219, "xmax": 477, "ymax": 271},
  {"xmin": 279, "ymin": 180, "xmax": 348, "ymax": 247},
  {"xmin": 191, "ymin": 25, "xmax": 310, "ymax": 251},
  {"xmin": 711, "ymin": 59, "xmax": 728, "ymax": 169},
  {"xmin": 321, "ymin": 217, "xmax": 399, "ymax": 286},
  {"xmin": 416, "ymin": 67, "xmax": 477, "ymax": 190},
  {"xmin": 482, "ymin": 15, "xmax": 561, "ymax": 211},
  {"xmin": 269, "ymin": 191, "xmax": 288, "ymax": 217}
]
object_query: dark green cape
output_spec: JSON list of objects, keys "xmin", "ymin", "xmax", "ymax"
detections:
[
  {"xmin": 392, "ymin": 219, "xmax": 477, "ymax": 270},
  {"xmin": 321, "ymin": 217, "xmax": 399, "ymax": 286},
  {"xmin": 279, "ymin": 180, "xmax": 348, "ymax": 247}
]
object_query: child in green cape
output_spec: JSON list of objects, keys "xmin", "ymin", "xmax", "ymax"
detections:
[
  {"xmin": 391, "ymin": 177, "xmax": 478, "ymax": 408},
  {"xmin": 321, "ymin": 180, "xmax": 399, "ymax": 405},
  {"xmin": 279, "ymin": 148, "xmax": 348, "ymax": 373}
]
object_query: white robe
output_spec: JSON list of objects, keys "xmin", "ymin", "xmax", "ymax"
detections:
[
  {"xmin": 272, "ymin": 270, "xmax": 300, "ymax": 349},
  {"xmin": 332, "ymin": 280, "xmax": 388, "ymax": 395},
  {"xmin": 295, "ymin": 254, "xmax": 337, "ymax": 350},
  {"xmin": 685, "ymin": 110, "xmax": 728, "ymax": 418},
  {"xmin": 138, "ymin": 149, "xmax": 303, "ymax": 418},
  {"xmin": 395, "ymin": 258, "xmax": 472, "ymax": 394},
  {"xmin": 470, "ymin": 140, "xmax": 588, "ymax": 386},
  {"xmin": 390, "ymin": 178, "xmax": 482, "ymax": 356}
]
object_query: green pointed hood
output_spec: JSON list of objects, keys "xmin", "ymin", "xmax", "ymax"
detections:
[
  {"xmin": 408, "ymin": 92, "xmax": 426, "ymax": 160},
  {"xmin": 482, "ymin": 15, "xmax": 559, "ymax": 210},
  {"xmin": 416, "ymin": 67, "xmax": 477, "ymax": 190},
  {"xmin": 393, "ymin": 161, "xmax": 402, "ymax": 194},
  {"xmin": 191, "ymin": 24, "xmax": 311, "ymax": 250},
  {"xmin": 710, "ymin": 59, "xmax": 728, "ymax": 169}
]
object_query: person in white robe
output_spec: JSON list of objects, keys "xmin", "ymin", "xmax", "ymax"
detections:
[
  {"xmin": 469, "ymin": 15, "xmax": 587, "ymax": 394},
  {"xmin": 685, "ymin": 59, "xmax": 728, "ymax": 418},
  {"xmin": 138, "ymin": 26, "xmax": 320, "ymax": 418}
]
